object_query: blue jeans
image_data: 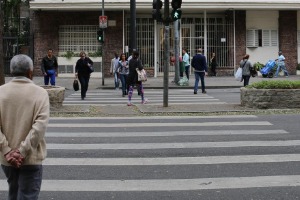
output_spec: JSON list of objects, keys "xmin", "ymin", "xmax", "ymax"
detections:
[
  {"xmin": 44, "ymin": 70, "xmax": 56, "ymax": 85},
  {"xmin": 120, "ymin": 74, "xmax": 128, "ymax": 94},
  {"xmin": 242, "ymin": 75, "xmax": 250, "ymax": 86},
  {"xmin": 2, "ymin": 165, "xmax": 43, "ymax": 200},
  {"xmin": 275, "ymin": 64, "xmax": 289, "ymax": 77},
  {"xmin": 114, "ymin": 72, "xmax": 120, "ymax": 89},
  {"xmin": 194, "ymin": 71, "xmax": 205, "ymax": 92},
  {"xmin": 78, "ymin": 75, "xmax": 90, "ymax": 98},
  {"xmin": 185, "ymin": 65, "xmax": 190, "ymax": 80}
]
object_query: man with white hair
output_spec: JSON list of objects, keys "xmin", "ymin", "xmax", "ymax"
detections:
[{"xmin": 0, "ymin": 54, "xmax": 49, "ymax": 199}]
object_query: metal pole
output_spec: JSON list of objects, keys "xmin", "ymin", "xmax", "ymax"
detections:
[
  {"xmin": 233, "ymin": 9, "xmax": 236, "ymax": 74},
  {"xmin": 130, "ymin": 0, "xmax": 136, "ymax": 52},
  {"xmin": 102, "ymin": 0, "xmax": 105, "ymax": 86},
  {"xmin": 174, "ymin": 20, "xmax": 179, "ymax": 84},
  {"xmin": 163, "ymin": 0, "xmax": 170, "ymax": 107}
]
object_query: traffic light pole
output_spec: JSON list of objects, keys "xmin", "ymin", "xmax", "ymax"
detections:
[
  {"xmin": 102, "ymin": 0, "xmax": 105, "ymax": 86},
  {"xmin": 130, "ymin": 0, "xmax": 137, "ymax": 52},
  {"xmin": 163, "ymin": 0, "xmax": 170, "ymax": 107}
]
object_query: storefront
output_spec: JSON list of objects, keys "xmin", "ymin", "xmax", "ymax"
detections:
[{"xmin": 30, "ymin": 0, "xmax": 300, "ymax": 77}]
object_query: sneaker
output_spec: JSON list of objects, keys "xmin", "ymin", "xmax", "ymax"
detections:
[
  {"xmin": 194, "ymin": 91, "xmax": 197, "ymax": 94},
  {"xmin": 127, "ymin": 102, "xmax": 133, "ymax": 106},
  {"xmin": 274, "ymin": 76, "xmax": 278, "ymax": 78},
  {"xmin": 285, "ymin": 76, "xmax": 289, "ymax": 78},
  {"xmin": 202, "ymin": 91, "xmax": 207, "ymax": 94},
  {"xmin": 141, "ymin": 99, "xmax": 148, "ymax": 104}
]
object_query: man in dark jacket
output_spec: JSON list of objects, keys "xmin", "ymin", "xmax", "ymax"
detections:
[
  {"xmin": 41, "ymin": 49, "xmax": 58, "ymax": 86},
  {"xmin": 191, "ymin": 48, "xmax": 208, "ymax": 94}
]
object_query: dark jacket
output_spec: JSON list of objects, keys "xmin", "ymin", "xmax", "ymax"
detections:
[
  {"xmin": 75, "ymin": 57, "xmax": 93, "ymax": 77},
  {"xmin": 211, "ymin": 56, "xmax": 217, "ymax": 67},
  {"xmin": 41, "ymin": 55, "xmax": 58, "ymax": 74},
  {"xmin": 127, "ymin": 58, "xmax": 143, "ymax": 85},
  {"xmin": 191, "ymin": 53, "xmax": 207, "ymax": 72}
]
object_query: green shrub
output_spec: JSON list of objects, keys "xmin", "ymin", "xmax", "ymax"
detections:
[
  {"xmin": 60, "ymin": 51, "xmax": 80, "ymax": 59},
  {"xmin": 246, "ymin": 80, "xmax": 300, "ymax": 89},
  {"xmin": 88, "ymin": 50, "xmax": 102, "ymax": 57},
  {"xmin": 253, "ymin": 62, "xmax": 265, "ymax": 71},
  {"xmin": 297, "ymin": 63, "xmax": 300, "ymax": 70}
]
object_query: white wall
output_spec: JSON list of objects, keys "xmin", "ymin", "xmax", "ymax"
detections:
[{"xmin": 246, "ymin": 11, "xmax": 279, "ymax": 65}]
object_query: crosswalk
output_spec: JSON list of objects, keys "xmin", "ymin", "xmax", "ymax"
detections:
[
  {"xmin": 63, "ymin": 89, "xmax": 227, "ymax": 105},
  {"xmin": 1, "ymin": 115, "xmax": 300, "ymax": 199}
]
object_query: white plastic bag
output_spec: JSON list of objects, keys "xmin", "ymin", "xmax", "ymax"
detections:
[{"xmin": 235, "ymin": 68, "xmax": 243, "ymax": 82}]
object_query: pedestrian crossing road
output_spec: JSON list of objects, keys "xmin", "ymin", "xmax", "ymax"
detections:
[
  {"xmin": 63, "ymin": 89, "xmax": 228, "ymax": 106},
  {"xmin": 1, "ymin": 115, "xmax": 300, "ymax": 199}
]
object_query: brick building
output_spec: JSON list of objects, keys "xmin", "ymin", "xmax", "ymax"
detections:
[{"xmin": 29, "ymin": 0, "xmax": 300, "ymax": 77}]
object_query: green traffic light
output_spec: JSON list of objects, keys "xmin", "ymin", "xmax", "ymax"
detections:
[{"xmin": 171, "ymin": 9, "xmax": 182, "ymax": 21}]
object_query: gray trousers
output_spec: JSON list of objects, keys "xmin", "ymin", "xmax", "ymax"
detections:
[{"xmin": 1, "ymin": 165, "xmax": 43, "ymax": 200}]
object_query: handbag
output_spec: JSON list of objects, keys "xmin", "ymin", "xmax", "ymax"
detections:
[
  {"xmin": 89, "ymin": 64, "xmax": 94, "ymax": 73},
  {"xmin": 73, "ymin": 78, "xmax": 79, "ymax": 91},
  {"xmin": 136, "ymin": 68, "xmax": 147, "ymax": 82}
]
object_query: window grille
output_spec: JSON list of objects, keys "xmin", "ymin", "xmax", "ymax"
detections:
[
  {"xmin": 246, "ymin": 29, "xmax": 259, "ymax": 47},
  {"xmin": 263, "ymin": 29, "xmax": 278, "ymax": 47},
  {"xmin": 58, "ymin": 25, "xmax": 101, "ymax": 54},
  {"xmin": 298, "ymin": 30, "xmax": 300, "ymax": 47}
]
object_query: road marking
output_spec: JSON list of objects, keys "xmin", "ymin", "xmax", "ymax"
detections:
[
  {"xmin": 45, "ymin": 130, "xmax": 288, "ymax": 138},
  {"xmin": 63, "ymin": 99, "xmax": 219, "ymax": 103},
  {"xmin": 47, "ymin": 121, "xmax": 272, "ymax": 127},
  {"xmin": 50, "ymin": 115, "xmax": 258, "ymax": 120},
  {"xmin": 1, "ymin": 175, "xmax": 300, "ymax": 191},
  {"xmin": 46, "ymin": 140, "xmax": 300, "ymax": 150},
  {"xmin": 43, "ymin": 154, "xmax": 300, "ymax": 166},
  {"xmin": 63, "ymin": 102, "xmax": 227, "ymax": 105}
]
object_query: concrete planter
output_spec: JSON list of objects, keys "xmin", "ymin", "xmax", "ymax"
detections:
[
  {"xmin": 40, "ymin": 86, "xmax": 65, "ymax": 108},
  {"xmin": 297, "ymin": 70, "xmax": 300, "ymax": 75},
  {"xmin": 240, "ymin": 87, "xmax": 300, "ymax": 109}
]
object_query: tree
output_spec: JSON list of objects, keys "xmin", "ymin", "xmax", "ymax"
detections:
[{"xmin": 0, "ymin": 3, "xmax": 5, "ymax": 85}]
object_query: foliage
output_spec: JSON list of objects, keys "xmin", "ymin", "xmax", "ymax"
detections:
[
  {"xmin": 87, "ymin": 50, "xmax": 101, "ymax": 57},
  {"xmin": 60, "ymin": 51, "xmax": 79, "ymax": 59},
  {"xmin": 143, "ymin": 64, "xmax": 151, "ymax": 68},
  {"xmin": 297, "ymin": 63, "xmax": 300, "ymax": 70},
  {"xmin": 253, "ymin": 62, "xmax": 265, "ymax": 71},
  {"xmin": 246, "ymin": 80, "xmax": 300, "ymax": 89}
]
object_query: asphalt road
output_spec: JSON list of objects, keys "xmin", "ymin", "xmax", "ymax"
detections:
[{"xmin": 1, "ymin": 114, "xmax": 300, "ymax": 200}]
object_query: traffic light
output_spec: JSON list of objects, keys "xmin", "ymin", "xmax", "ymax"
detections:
[
  {"xmin": 171, "ymin": 0, "xmax": 182, "ymax": 9},
  {"xmin": 171, "ymin": 9, "xmax": 182, "ymax": 21},
  {"xmin": 171, "ymin": 0, "xmax": 182, "ymax": 21},
  {"xmin": 152, "ymin": 0, "xmax": 163, "ymax": 21},
  {"xmin": 97, "ymin": 29, "xmax": 104, "ymax": 43}
]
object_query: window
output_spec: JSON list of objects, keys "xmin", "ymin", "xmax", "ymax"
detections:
[
  {"xmin": 297, "ymin": 30, "xmax": 300, "ymax": 47},
  {"xmin": 247, "ymin": 29, "xmax": 278, "ymax": 47},
  {"xmin": 58, "ymin": 25, "xmax": 101, "ymax": 54}
]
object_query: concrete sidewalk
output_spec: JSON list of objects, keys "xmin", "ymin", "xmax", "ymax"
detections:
[{"xmin": 5, "ymin": 74, "xmax": 299, "ymax": 90}]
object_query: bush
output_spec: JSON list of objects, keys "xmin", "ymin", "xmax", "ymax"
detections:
[
  {"xmin": 297, "ymin": 63, "xmax": 300, "ymax": 70},
  {"xmin": 246, "ymin": 80, "xmax": 300, "ymax": 89},
  {"xmin": 253, "ymin": 62, "xmax": 265, "ymax": 71}
]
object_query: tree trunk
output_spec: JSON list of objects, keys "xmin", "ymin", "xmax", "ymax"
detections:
[{"xmin": 0, "ymin": 4, "xmax": 5, "ymax": 85}]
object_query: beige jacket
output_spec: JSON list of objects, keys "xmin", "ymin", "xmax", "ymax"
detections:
[{"xmin": 0, "ymin": 77, "xmax": 49, "ymax": 166}]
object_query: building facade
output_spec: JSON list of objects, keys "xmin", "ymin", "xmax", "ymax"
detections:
[{"xmin": 29, "ymin": 0, "xmax": 300, "ymax": 77}]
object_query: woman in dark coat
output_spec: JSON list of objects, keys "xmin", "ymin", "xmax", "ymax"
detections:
[
  {"xmin": 75, "ymin": 51, "xmax": 93, "ymax": 100},
  {"xmin": 127, "ymin": 51, "xmax": 148, "ymax": 106},
  {"xmin": 210, "ymin": 53, "xmax": 217, "ymax": 76}
]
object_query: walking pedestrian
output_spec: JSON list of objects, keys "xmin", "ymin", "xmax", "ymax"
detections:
[
  {"xmin": 275, "ymin": 51, "xmax": 289, "ymax": 78},
  {"xmin": 41, "ymin": 48, "xmax": 58, "ymax": 85},
  {"xmin": 75, "ymin": 51, "xmax": 93, "ymax": 100},
  {"xmin": 182, "ymin": 48, "xmax": 190, "ymax": 80},
  {"xmin": 126, "ymin": 51, "xmax": 148, "ymax": 106},
  {"xmin": 191, "ymin": 48, "xmax": 208, "ymax": 94},
  {"xmin": 111, "ymin": 53, "xmax": 120, "ymax": 90},
  {"xmin": 118, "ymin": 53, "xmax": 129, "ymax": 97},
  {"xmin": 0, "ymin": 54, "xmax": 49, "ymax": 200},
  {"xmin": 210, "ymin": 52, "xmax": 218, "ymax": 76},
  {"xmin": 239, "ymin": 54, "xmax": 254, "ymax": 86}
]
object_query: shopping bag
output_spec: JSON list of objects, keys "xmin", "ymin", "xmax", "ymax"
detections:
[
  {"xmin": 73, "ymin": 78, "xmax": 79, "ymax": 91},
  {"xmin": 235, "ymin": 68, "xmax": 243, "ymax": 82},
  {"xmin": 178, "ymin": 77, "xmax": 189, "ymax": 86},
  {"xmin": 136, "ymin": 68, "xmax": 147, "ymax": 82}
]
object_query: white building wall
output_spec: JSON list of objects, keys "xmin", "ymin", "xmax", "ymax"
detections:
[{"xmin": 246, "ymin": 11, "xmax": 279, "ymax": 65}]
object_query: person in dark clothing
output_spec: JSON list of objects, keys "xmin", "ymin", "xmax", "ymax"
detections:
[
  {"xmin": 191, "ymin": 48, "xmax": 208, "ymax": 94},
  {"xmin": 75, "ymin": 51, "xmax": 93, "ymax": 100},
  {"xmin": 210, "ymin": 52, "xmax": 217, "ymax": 76},
  {"xmin": 126, "ymin": 51, "xmax": 148, "ymax": 106},
  {"xmin": 41, "ymin": 49, "xmax": 58, "ymax": 85}
]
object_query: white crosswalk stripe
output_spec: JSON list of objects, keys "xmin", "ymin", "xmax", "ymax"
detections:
[
  {"xmin": 63, "ymin": 89, "xmax": 227, "ymax": 105},
  {"xmin": 1, "ymin": 115, "xmax": 299, "ymax": 199}
]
